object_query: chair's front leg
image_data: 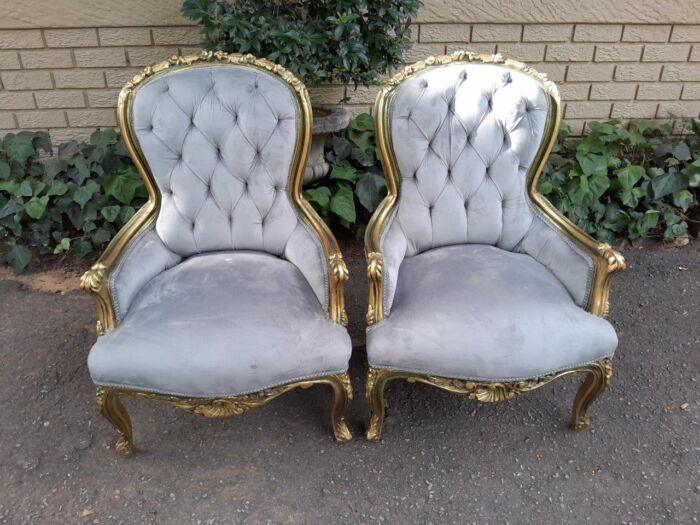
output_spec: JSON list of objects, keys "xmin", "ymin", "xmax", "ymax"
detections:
[
  {"xmin": 570, "ymin": 359, "xmax": 613, "ymax": 431},
  {"xmin": 95, "ymin": 387, "xmax": 134, "ymax": 455},
  {"xmin": 326, "ymin": 373, "xmax": 353, "ymax": 442},
  {"xmin": 366, "ymin": 367, "xmax": 394, "ymax": 441}
]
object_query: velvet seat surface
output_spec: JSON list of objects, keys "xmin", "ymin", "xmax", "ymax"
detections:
[
  {"xmin": 367, "ymin": 245, "xmax": 617, "ymax": 381},
  {"xmin": 89, "ymin": 251, "xmax": 351, "ymax": 398}
]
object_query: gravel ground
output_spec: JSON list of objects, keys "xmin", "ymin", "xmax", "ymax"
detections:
[{"xmin": 0, "ymin": 240, "xmax": 698, "ymax": 524}]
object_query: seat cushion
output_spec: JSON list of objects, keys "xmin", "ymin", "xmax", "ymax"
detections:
[
  {"xmin": 367, "ymin": 245, "xmax": 617, "ymax": 381},
  {"xmin": 88, "ymin": 252, "xmax": 351, "ymax": 397}
]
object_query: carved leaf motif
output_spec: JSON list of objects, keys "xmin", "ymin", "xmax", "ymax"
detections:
[{"xmin": 80, "ymin": 263, "xmax": 107, "ymax": 293}]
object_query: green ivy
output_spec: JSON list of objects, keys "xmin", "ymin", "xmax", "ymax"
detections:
[
  {"xmin": 181, "ymin": 0, "xmax": 422, "ymax": 87},
  {"xmin": 304, "ymin": 113, "xmax": 386, "ymax": 235},
  {"xmin": 540, "ymin": 119, "xmax": 699, "ymax": 242},
  {"xmin": 0, "ymin": 130, "xmax": 146, "ymax": 273},
  {"xmin": 2, "ymin": 117, "xmax": 697, "ymax": 273}
]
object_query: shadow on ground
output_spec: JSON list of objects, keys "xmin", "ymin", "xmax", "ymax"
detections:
[{"xmin": 1, "ymin": 241, "xmax": 698, "ymax": 524}]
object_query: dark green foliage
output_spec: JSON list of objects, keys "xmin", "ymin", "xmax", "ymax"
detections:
[
  {"xmin": 181, "ymin": 0, "xmax": 422, "ymax": 86},
  {"xmin": 0, "ymin": 130, "xmax": 146, "ymax": 273},
  {"xmin": 540, "ymin": 119, "xmax": 699, "ymax": 242},
  {"xmin": 305, "ymin": 113, "xmax": 386, "ymax": 235}
]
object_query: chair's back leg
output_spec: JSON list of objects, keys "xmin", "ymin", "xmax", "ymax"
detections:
[
  {"xmin": 570, "ymin": 359, "xmax": 613, "ymax": 431},
  {"xmin": 96, "ymin": 387, "xmax": 134, "ymax": 455}
]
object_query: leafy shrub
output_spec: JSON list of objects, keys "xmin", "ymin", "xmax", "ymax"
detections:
[
  {"xmin": 181, "ymin": 0, "xmax": 422, "ymax": 86},
  {"xmin": 304, "ymin": 113, "xmax": 386, "ymax": 235},
  {"xmin": 540, "ymin": 119, "xmax": 699, "ymax": 242},
  {"xmin": 0, "ymin": 130, "xmax": 145, "ymax": 273}
]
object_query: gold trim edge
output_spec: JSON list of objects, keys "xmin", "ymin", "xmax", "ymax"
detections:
[
  {"xmin": 96, "ymin": 372, "xmax": 353, "ymax": 454},
  {"xmin": 366, "ymin": 359, "xmax": 613, "ymax": 440}
]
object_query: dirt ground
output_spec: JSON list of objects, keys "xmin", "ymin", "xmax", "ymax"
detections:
[{"xmin": 0, "ymin": 240, "xmax": 698, "ymax": 524}]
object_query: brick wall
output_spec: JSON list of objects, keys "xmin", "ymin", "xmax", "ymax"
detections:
[{"xmin": 1, "ymin": 1, "xmax": 699, "ymax": 140}]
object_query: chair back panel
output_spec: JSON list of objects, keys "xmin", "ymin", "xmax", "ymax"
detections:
[
  {"xmin": 131, "ymin": 65, "xmax": 300, "ymax": 257},
  {"xmin": 388, "ymin": 62, "xmax": 550, "ymax": 256}
]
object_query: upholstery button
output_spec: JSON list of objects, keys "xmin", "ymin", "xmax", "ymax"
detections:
[
  {"xmin": 420, "ymin": 79, "xmax": 428, "ymax": 88},
  {"xmin": 459, "ymin": 70, "xmax": 467, "ymax": 80}
]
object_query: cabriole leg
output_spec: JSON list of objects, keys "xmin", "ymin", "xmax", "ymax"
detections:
[
  {"xmin": 366, "ymin": 367, "xmax": 393, "ymax": 441},
  {"xmin": 570, "ymin": 359, "xmax": 613, "ymax": 431},
  {"xmin": 327, "ymin": 373, "xmax": 353, "ymax": 442},
  {"xmin": 95, "ymin": 387, "xmax": 134, "ymax": 455}
]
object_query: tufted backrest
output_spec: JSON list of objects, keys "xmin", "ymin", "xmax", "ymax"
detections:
[
  {"xmin": 387, "ymin": 62, "xmax": 551, "ymax": 256},
  {"xmin": 130, "ymin": 65, "xmax": 301, "ymax": 257}
]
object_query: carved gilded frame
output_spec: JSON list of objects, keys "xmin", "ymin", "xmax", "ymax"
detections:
[
  {"xmin": 364, "ymin": 52, "xmax": 625, "ymax": 440},
  {"xmin": 80, "ymin": 52, "xmax": 352, "ymax": 453}
]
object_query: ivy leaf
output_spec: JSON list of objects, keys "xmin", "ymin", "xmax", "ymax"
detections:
[
  {"xmin": 331, "ymin": 136, "xmax": 352, "ymax": 160},
  {"xmin": 73, "ymin": 180, "xmax": 100, "ymax": 208},
  {"xmin": 118, "ymin": 205, "xmax": 136, "ymax": 224},
  {"xmin": 330, "ymin": 184, "xmax": 356, "ymax": 223},
  {"xmin": 538, "ymin": 180, "xmax": 553, "ymax": 195},
  {"xmin": 639, "ymin": 210, "xmax": 660, "ymax": 232},
  {"xmin": 651, "ymin": 169, "xmax": 689, "ymax": 199},
  {"xmin": 672, "ymin": 190, "xmax": 694, "ymax": 212},
  {"xmin": 5, "ymin": 244, "xmax": 31, "ymax": 274},
  {"xmin": 330, "ymin": 165, "xmax": 357, "ymax": 183},
  {"xmin": 3, "ymin": 132, "xmax": 38, "ymax": 165},
  {"xmin": 0, "ymin": 160, "xmax": 10, "ymax": 180},
  {"xmin": 304, "ymin": 186, "xmax": 332, "ymax": 209},
  {"xmin": 356, "ymin": 172, "xmax": 386, "ymax": 212},
  {"xmin": 672, "ymin": 142, "xmax": 691, "ymax": 161},
  {"xmin": 47, "ymin": 181, "xmax": 69, "ymax": 196},
  {"xmin": 349, "ymin": 113, "xmax": 374, "ymax": 131},
  {"xmin": 101, "ymin": 205, "xmax": 121, "ymax": 222},
  {"xmin": 71, "ymin": 155, "xmax": 91, "ymax": 185},
  {"xmin": 616, "ymin": 164, "xmax": 645, "ymax": 190},
  {"xmin": 16, "ymin": 180, "xmax": 32, "ymax": 197},
  {"xmin": 23, "ymin": 196, "xmax": 49, "ymax": 219},
  {"xmin": 52, "ymin": 237, "xmax": 71, "ymax": 254},
  {"xmin": 575, "ymin": 153, "xmax": 608, "ymax": 177},
  {"xmin": 103, "ymin": 170, "xmax": 142, "ymax": 205},
  {"xmin": 90, "ymin": 129, "xmax": 118, "ymax": 148},
  {"xmin": 0, "ymin": 180, "xmax": 19, "ymax": 194}
]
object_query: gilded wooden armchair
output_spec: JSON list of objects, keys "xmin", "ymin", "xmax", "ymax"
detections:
[
  {"xmin": 81, "ymin": 52, "xmax": 352, "ymax": 454},
  {"xmin": 365, "ymin": 52, "xmax": 625, "ymax": 440}
]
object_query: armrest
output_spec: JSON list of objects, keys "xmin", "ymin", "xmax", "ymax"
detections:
[
  {"xmin": 80, "ymin": 204, "xmax": 180, "ymax": 335},
  {"xmin": 287, "ymin": 200, "xmax": 349, "ymax": 326},
  {"xmin": 365, "ymin": 196, "xmax": 408, "ymax": 325},
  {"xmin": 523, "ymin": 191, "xmax": 626, "ymax": 317}
]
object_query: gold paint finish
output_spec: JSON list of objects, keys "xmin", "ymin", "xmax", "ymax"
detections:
[
  {"xmin": 366, "ymin": 51, "xmax": 625, "ymax": 324},
  {"xmin": 96, "ymin": 373, "xmax": 353, "ymax": 454},
  {"xmin": 83, "ymin": 52, "xmax": 353, "ymax": 452},
  {"xmin": 366, "ymin": 359, "xmax": 613, "ymax": 441}
]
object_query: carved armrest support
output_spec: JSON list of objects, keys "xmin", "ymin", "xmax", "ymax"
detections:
[
  {"xmin": 587, "ymin": 243, "xmax": 626, "ymax": 317},
  {"xmin": 328, "ymin": 253, "xmax": 349, "ymax": 326},
  {"xmin": 80, "ymin": 263, "xmax": 115, "ymax": 336},
  {"xmin": 366, "ymin": 251, "xmax": 385, "ymax": 325}
]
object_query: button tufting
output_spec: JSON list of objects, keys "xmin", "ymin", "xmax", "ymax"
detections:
[{"xmin": 420, "ymin": 79, "xmax": 428, "ymax": 88}]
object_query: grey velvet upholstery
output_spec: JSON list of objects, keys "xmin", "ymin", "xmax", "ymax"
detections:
[
  {"xmin": 368, "ymin": 60, "xmax": 618, "ymax": 382},
  {"xmin": 90, "ymin": 252, "xmax": 351, "ymax": 397},
  {"xmin": 368, "ymin": 245, "xmax": 617, "ymax": 381},
  {"xmin": 89, "ymin": 62, "xmax": 350, "ymax": 397},
  {"xmin": 378, "ymin": 63, "xmax": 593, "ymax": 314}
]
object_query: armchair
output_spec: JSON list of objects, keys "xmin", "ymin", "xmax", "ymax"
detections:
[
  {"xmin": 81, "ymin": 52, "xmax": 353, "ymax": 454},
  {"xmin": 365, "ymin": 52, "xmax": 625, "ymax": 440}
]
